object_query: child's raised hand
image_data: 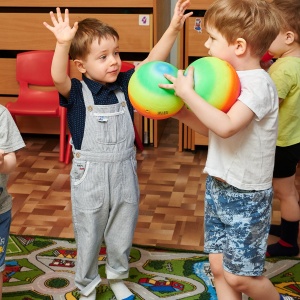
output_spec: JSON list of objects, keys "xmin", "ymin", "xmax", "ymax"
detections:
[
  {"xmin": 171, "ymin": 0, "xmax": 193, "ymax": 32},
  {"xmin": 43, "ymin": 7, "xmax": 78, "ymax": 44}
]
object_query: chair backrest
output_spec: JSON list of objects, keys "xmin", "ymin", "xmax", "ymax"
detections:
[
  {"xmin": 120, "ymin": 61, "xmax": 135, "ymax": 72},
  {"xmin": 15, "ymin": 50, "xmax": 70, "ymax": 106},
  {"xmin": 16, "ymin": 50, "xmax": 58, "ymax": 86}
]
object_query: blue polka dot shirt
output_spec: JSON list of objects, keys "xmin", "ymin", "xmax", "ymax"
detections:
[{"xmin": 60, "ymin": 68, "xmax": 135, "ymax": 150}]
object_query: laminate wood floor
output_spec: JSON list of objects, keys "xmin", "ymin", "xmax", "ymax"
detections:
[{"xmin": 8, "ymin": 119, "xmax": 300, "ymax": 252}]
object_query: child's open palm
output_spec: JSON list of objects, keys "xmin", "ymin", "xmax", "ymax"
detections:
[{"xmin": 43, "ymin": 7, "xmax": 78, "ymax": 44}]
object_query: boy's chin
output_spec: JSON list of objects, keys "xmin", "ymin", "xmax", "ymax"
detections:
[{"xmin": 106, "ymin": 73, "xmax": 119, "ymax": 82}]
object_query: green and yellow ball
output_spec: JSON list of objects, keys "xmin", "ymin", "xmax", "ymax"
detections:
[
  {"xmin": 128, "ymin": 61, "xmax": 184, "ymax": 120},
  {"xmin": 186, "ymin": 57, "xmax": 240, "ymax": 112}
]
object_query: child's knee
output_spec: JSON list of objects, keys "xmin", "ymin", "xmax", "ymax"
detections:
[
  {"xmin": 208, "ymin": 254, "xmax": 224, "ymax": 278},
  {"xmin": 223, "ymin": 271, "xmax": 249, "ymax": 293}
]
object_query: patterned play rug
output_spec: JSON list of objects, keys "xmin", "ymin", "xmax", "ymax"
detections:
[{"xmin": 2, "ymin": 234, "xmax": 300, "ymax": 300}]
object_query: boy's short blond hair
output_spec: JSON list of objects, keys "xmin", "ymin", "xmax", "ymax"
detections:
[
  {"xmin": 272, "ymin": 0, "xmax": 300, "ymax": 43},
  {"xmin": 69, "ymin": 18, "xmax": 119, "ymax": 60},
  {"xmin": 204, "ymin": 0, "xmax": 282, "ymax": 58}
]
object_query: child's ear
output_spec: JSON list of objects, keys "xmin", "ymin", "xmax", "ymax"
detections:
[
  {"xmin": 286, "ymin": 31, "xmax": 295, "ymax": 45},
  {"xmin": 235, "ymin": 38, "xmax": 247, "ymax": 56},
  {"xmin": 74, "ymin": 59, "xmax": 87, "ymax": 74}
]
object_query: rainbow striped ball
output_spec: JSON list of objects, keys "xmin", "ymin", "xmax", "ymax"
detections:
[
  {"xmin": 187, "ymin": 57, "xmax": 240, "ymax": 112},
  {"xmin": 128, "ymin": 61, "xmax": 184, "ymax": 120}
]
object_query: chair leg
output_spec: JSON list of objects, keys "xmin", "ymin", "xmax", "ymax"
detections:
[
  {"xmin": 59, "ymin": 133, "xmax": 66, "ymax": 162},
  {"xmin": 59, "ymin": 114, "xmax": 66, "ymax": 162},
  {"xmin": 134, "ymin": 124, "xmax": 144, "ymax": 151},
  {"xmin": 65, "ymin": 135, "xmax": 72, "ymax": 164},
  {"xmin": 59, "ymin": 136, "xmax": 65, "ymax": 162}
]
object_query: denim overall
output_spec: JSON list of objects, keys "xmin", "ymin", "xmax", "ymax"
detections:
[{"xmin": 70, "ymin": 82, "xmax": 140, "ymax": 296}]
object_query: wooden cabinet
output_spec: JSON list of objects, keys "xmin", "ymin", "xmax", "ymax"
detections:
[
  {"xmin": 0, "ymin": 0, "xmax": 171, "ymax": 147},
  {"xmin": 178, "ymin": 2, "xmax": 214, "ymax": 151}
]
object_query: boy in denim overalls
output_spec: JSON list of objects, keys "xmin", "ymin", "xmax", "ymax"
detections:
[{"xmin": 43, "ymin": 2, "xmax": 192, "ymax": 299}]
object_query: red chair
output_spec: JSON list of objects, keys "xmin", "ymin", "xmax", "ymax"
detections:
[
  {"xmin": 6, "ymin": 50, "xmax": 68, "ymax": 162},
  {"xmin": 64, "ymin": 61, "xmax": 143, "ymax": 164}
]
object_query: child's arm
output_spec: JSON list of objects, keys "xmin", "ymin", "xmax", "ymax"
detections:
[
  {"xmin": 161, "ymin": 67, "xmax": 255, "ymax": 138},
  {"xmin": 43, "ymin": 8, "xmax": 78, "ymax": 99},
  {"xmin": 173, "ymin": 106, "xmax": 209, "ymax": 136},
  {"xmin": 138, "ymin": 0, "xmax": 192, "ymax": 68},
  {"xmin": 0, "ymin": 150, "xmax": 17, "ymax": 174}
]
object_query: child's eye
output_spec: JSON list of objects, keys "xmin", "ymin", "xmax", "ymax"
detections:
[{"xmin": 100, "ymin": 55, "xmax": 106, "ymax": 60}]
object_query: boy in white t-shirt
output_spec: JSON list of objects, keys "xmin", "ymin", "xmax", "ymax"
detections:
[{"xmin": 160, "ymin": 0, "xmax": 294, "ymax": 299}]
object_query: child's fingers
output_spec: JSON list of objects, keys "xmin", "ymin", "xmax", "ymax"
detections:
[
  {"xmin": 180, "ymin": 0, "xmax": 191, "ymax": 11},
  {"xmin": 72, "ymin": 21, "xmax": 79, "ymax": 31},
  {"xmin": 55, "ymin": 7, "xmax": 64, "ymax": 23},
  {"xmin": 175, "ymin": 0, "xmax": 185, "ymax": 12},
  {"xmin": 159, "ymin": 74, "xmax": 176, "ymax": 90},
  {"xmin": 164, "ymin": 73, "xmax": 176, "ymax": 83},
  {"xmin": 43, "ymin": 21, "xmax": 53, "ymax": 31},
  {"xmin": 158, "ymin": 83, "xmax": 174, "ymax": 90},
  {"xmin": 184, "ymin": 11, "xmax": 193, "ymax": 19},
  {"xmin": 49, "ymin": 11, "xmax": 58, "ymax": 26},
  {"xmin": 63, "ymin": 9, "xmax": 70, "ymax": 24}
]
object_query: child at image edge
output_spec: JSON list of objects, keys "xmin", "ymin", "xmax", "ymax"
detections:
[
  {"xmin": 43, "ymin": 2, "xmax": 192, "ymax": 300},
  {"xmin": 160, "ymin": 0, "xmax": 294, "ymax": 299},
  {"xmin": 266, "ymin": 0, "xmax": 300, "ymax": 258},
  {"xmin": 0, "ymin": 105, "xmax": 25, "ymax": 300}
]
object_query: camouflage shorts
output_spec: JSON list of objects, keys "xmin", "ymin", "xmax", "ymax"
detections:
[{"xmin": 204, "ymin": 175, "xmax": 273, "ymax": 276}]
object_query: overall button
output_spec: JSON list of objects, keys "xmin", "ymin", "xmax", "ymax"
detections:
[{"xmin": 75, "ymin": 153, "xmax": 81, "ymax": 158}]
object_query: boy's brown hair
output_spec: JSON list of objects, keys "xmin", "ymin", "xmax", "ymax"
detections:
[
  {"xmin": 272, "ymin": 0, "xmax": 300, "ymax": 43},
  {"xmin": 204, "ymin": 0, "xmax": 282, "ymax": 58},
  {"xmin": 69, "ymin": 18, "xmax": 119, "ymax": 60}
]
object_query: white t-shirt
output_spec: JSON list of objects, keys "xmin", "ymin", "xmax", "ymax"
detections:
[
  {"xmin": 0, "ymin": 105, "xmax": 25, "ymax": 214},
  {"xmin": 203, "ymin": 69, "xmax": 278, "ymax": 190}
]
